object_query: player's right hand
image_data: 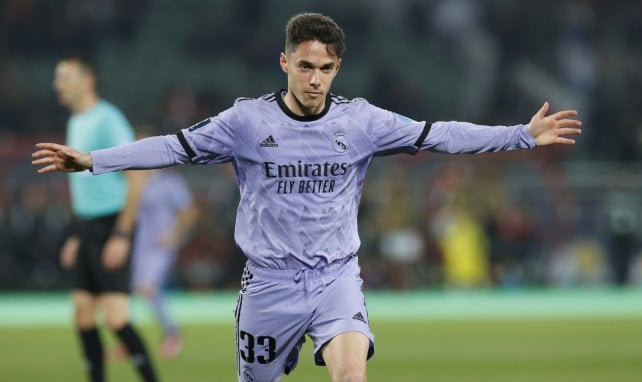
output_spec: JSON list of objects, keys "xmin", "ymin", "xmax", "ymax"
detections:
[
  {"xmin": 102, "ymin": 236, "xmax": 131, "ymax": 271},
  {"xmin": 32, "ymin": 143, "xmax": 93, "ymax": 173}
]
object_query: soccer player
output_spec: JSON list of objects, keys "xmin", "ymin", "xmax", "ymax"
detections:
[
  {"xmin": 34, "ymin": 14, "xmax": 581, "ymax": 382},
  {"xmin": 132, "ymin": 164, "xmax": 197, "ymax": 359},
  {"xmin": 108, "ymin": 163, "xmax": 197, "ymax": 362},
  {"xmin": 51, "ymin": 53, "xmax": 157, "ymax": 382}
]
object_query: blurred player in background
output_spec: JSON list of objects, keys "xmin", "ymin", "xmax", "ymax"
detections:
[
  {"xmin": 52, "ymin": 53, "xmax": 157, "ymax": 382},
  {"xmin": 131, "ymin": 126, "xmax": 197, "ymax": 359},
  {"xmin": 36, "ymin": 14, "xmax": 581, "ymax": 382},
  {"xmin": 109, "ymin": 126, "xmax": 198, "ymax": 361}
]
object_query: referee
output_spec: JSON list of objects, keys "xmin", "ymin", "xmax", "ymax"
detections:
[{"xmin": 53, "ymin": 52, "xmax": 157, "ymax": 382}]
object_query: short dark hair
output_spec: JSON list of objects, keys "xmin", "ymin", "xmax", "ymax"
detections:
[
  {"xmin": 285, "ymin": 13, "xmax": 346, "ymax": 58},
  {"xmin": 60, "ymin": 51, "xmax": 99, "ymax": 80}
]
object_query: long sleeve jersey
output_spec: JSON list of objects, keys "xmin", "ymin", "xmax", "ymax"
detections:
[{"xmin": 91, "ymin": 91, "xmax": 536, "ymax": 269}]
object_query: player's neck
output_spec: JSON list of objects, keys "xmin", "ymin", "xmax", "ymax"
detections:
[{"xmin": 71, "ymin": 93, "xmax": 99, "ymax": 115}]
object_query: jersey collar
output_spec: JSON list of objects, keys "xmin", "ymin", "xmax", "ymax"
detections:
[{"xmin": 276, "ymin": 89, "xmax": 332, "ymax": 122}]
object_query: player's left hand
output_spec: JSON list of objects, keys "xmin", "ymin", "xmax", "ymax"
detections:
[
  {"xmin": 527, "ymin": 102, "xmax": 582, "ymax": 146},
  {"xmin": 102, "ymin": 236, "xmax": 131, "ymax": 271}
]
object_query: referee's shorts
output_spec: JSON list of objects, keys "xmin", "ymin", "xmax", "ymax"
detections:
[{"xmin": 71, "ymin": 214, "xmax": 131, "ymax": 294}]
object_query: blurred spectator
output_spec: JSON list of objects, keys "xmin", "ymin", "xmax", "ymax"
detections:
[
  {"xmin": 603, "ymin": 170, "xmax": 641, "ymax": 285},
  {"xmin": 486, "ymin": 201, "xmax": 537, "ymax": 288},
  {"xmin": 374, "ymin": 168, "xmax": 426, "ymax": 288},
  {"xmin": 548, "ymin": 237, "xmax": 608, "ymax": 287},
  {"xmin": 429, "ymin": 0, "xmax": 499, "ymax": 121},
  {"xmin": 128, "ymin": 127, "xmax": 198, "ymax": 358},
  {"xmin": 425, "ymin": 163, "xmax": 491, "ymax": 288}
]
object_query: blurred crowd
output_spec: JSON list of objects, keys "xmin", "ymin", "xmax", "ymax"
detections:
[{"xmin": 2, "ymin": 0, "xmax": 642, "ymax": 291}]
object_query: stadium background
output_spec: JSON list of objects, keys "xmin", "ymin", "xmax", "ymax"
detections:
[{"xmin": 1, "ymin": 0, "xmax": 642, "ymax": 381}]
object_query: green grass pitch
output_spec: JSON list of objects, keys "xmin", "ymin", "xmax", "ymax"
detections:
[{"xmin": 1, "ymin": 318, "xmax": 642, "ymax": 381}]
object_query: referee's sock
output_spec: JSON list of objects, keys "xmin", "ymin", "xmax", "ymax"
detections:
[
  {"xmin": 115, "ymin": 323, "xmax": 158, "ymax": 382},
  {"xmin": 78, "ymin": 327, "xmax": 104, "ymax": 382}
]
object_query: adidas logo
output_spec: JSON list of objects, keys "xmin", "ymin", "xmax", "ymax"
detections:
[
  {"xmin": 352, "ymin": 312, "xmax": 367, "ymax": 324},
  {"xmin": 259, "ymin": 135, "xmax": 278, "ymax": 148}
]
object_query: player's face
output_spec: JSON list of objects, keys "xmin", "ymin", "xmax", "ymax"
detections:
[
  {"xmin": 52, "ymin": 60, "xmax": 93, "ymax": 110},
  {"xmin": 280, "ymin": 40, "xmax": 341, "ymax": 116}
]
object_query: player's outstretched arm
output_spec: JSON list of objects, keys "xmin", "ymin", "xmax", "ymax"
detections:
[
  {"xmin": 527, "ymin": 102, "xmax": 582, "ymax": 146},
  {"xmin": 32, "ymin": 143, "xmax": 93, "ymax": 174}
]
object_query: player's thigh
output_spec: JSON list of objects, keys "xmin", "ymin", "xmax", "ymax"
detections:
[
  {"xmin": 235, "ymin": 278, "xmax": 309, "ymax": 381},
  {"xmin": 321, "ymin": 332, "xmax": 369, "ymax": 381},
  {"xmin": 72, "ymin": 290, "xmax": 99, "ymax": 329},
  {"xmin": 70, "ymin": 247, "xmax": 96, "ymax": 292},
  {"xmin": 308, "ymin": 259, "xmax": 375, "ymax": 366},
  {"xmin": 100, "ymin": 292, "xmax": 130, "ymax": 330},
  {"xmin": 96, "ymin": 256, "xmax": 131, "ymax": 294}
]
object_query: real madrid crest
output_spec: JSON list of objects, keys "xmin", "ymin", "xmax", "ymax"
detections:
[{"xmin": 333, "ymin": 129, "xmax": 349, "ymax": 153}]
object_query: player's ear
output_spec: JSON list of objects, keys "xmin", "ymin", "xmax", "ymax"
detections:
[
  {"xmin": 335, "ymin": 58, "xmax": 342, "ymax": 74},
  {"xmin": 279, "ymin": 52, "xmax": 288, "ymax": 74}
]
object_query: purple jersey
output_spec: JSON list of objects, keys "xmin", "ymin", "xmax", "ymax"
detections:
[
  {"xmin": 132, "ymin": 170, "xmax": 192, "ymax": 258},
  {"xmin": 131, "ymin": 170, "xmax": 192, "ymax": 287},
  {"xmin": 91, "ymin": 91, "xmax": 536, "ymax": 270}
]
